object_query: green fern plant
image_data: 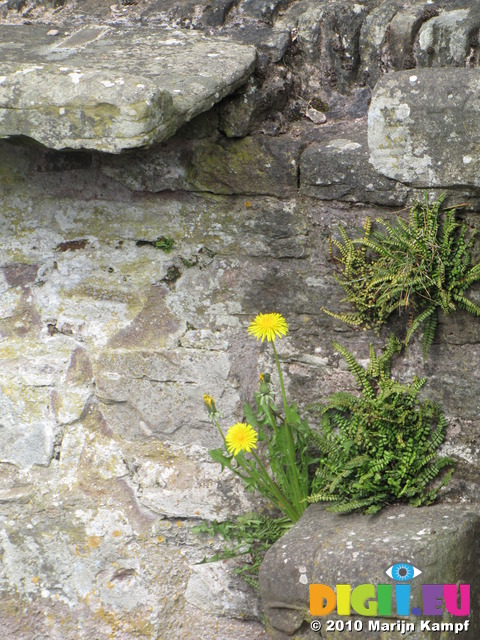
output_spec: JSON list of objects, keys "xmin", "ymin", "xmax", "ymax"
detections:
[
  {"xmin": 325, "ymin": 195, "xmax": 480, "ymax": 357},
  {"xmin": 308, "ymin": 337, "xmax": 454, "ymax": 514}
]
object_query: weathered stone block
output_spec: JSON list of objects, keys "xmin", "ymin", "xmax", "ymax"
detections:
[
  {"xmin": 380, "ymin": 3, "xmax": 433, "ymax": 73},
  {"xmin": 359, "ymin": 0, "xmax": 417, "ymax": 86},
  {"xmin": 368, "ymin": 68, "xmax": 480, "ymax": 187},
  {"xmin": 259, "ymin": 503, "xmax": 480, "ymax": 639},
  {"xmin": 188, "ymin": 135, "xmax": 300, "ymax": 196},
  {"xmin": 95, "ymin": 347, "xmax": 241, "ymax": 447},
  {"xmin": 239, "ymin": 0, "xmax": 291, "ymax": 22},
  {"xmin": 202, "ymin": 0, "xmax": 236, "ymax": 27},
  {"xmin": 0, "ymin": 25, "xmax": 256, "ymax": 152},
  {"xmin": 415, "ymin": 7, "xmax": 480, "ymax": 68},
  {"xmin": 227, "ymin": 25, "xmax": 291, "ymax": 63},
  {"xmin": 102, "ymin": 134, "xmax": 300, "ymax": 196},
  {"xmin": 300, "ymin": 122, "xmax": 408, "ymax": 206}
]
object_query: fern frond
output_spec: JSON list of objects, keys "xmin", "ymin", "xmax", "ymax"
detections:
[
  {"xmin": 333, "ymin": 341, "xmax": 376, "ymax": 400},
  {"xmin": 310, "ymin": 337, "xmax": 453, "ymax": 514},
  {"xmin": 322, "ymin": 307, "xmax": 364, "ymax": 326},
  {"xmin": 405, "ymin": 305, "xmax": 436, "ymax": 346},
  {"xmin": 453, "ymin": 294, "xmax": 480, "ymax": 316},
  {"xmin": 422, "ymin": 311, "xmax": 438, "ymax": 359}
]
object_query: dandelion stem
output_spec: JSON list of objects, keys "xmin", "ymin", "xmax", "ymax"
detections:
[
  {"xmin": 213, "ymin": 416, "xmax": 227, "ymax": 446},
  {"xmin": 251, "ymin": 451, "xmax": 300, "ymax": 522},
  {"xmin": 272, "ymin": 341, "xmax": 304, "ymax": 511}
]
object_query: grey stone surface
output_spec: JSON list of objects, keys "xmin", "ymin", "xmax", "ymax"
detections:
[
  {"xmin": 368, "ymin": 67, "xmax": 480, "ymax": 187},
  {"xmin": 380, "ymin": 3, "xmax": 434, "ymax": 73},
  {"xmin": 300, "ymin": 120, "xmax": 408, "ymax": 205},
  {"xmin": 0, "ymin": 24, "xmax": 256, "ymax": 152},
  {"xmin": 239, "ymin": 0, "xmax": 291, "ymax": 23},
  {"xmin": 0, "ymin": 455, "xmax": 267, "ymax": 640},
  {"xmin": 259, "ymin": 503, "xmax": 480, "ymax": 639},
  {"xmin": 226, "ymin": 25, "xmax": 291, "ymax": 63},
  {"xmin": 359, "ymin": 0, "xmax": 413, "ymax": 86},
  {"xmin": 278, "ymin": 0, "xmax": 373, "ymax": 92},
  {"xmin": 203, "ymin": 0, "xmax": 237, "ymax": 27},
  {"xmin": 415, "ymin": 6, "xmax": 480, "ymax": 68},
  {"xmin": 368, "ymin": 69, "xmax": 480, "ymax": 187}
]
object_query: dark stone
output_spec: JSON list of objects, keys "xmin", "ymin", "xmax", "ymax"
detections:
[
  {"xmin": 239, "ymin": 0, "xmax": 291, "ymax": 23},
  {"xmin": 188, "ymin": 134, "xmax": 300, "ymax": 196},
  {"xmin": 359, "ymin": 0, "xmax": 407, "ymax": 87},
  {"xmin": 381, "ymin": 3, "xmax": 434, "ymax": 73},
  {"xmin": 225, "ymin": 24, "xmax": 291, "ymax": 63},
  {"xmin": 300, "ymin": 121, "xmax": 408, "ymax": 206},
  {"xmin": 218, "ymin": 75, "xmax": 290, "ymax": 137},
  {"xmin": 279, "ymin": 0, "xmax": 375, "ymax": 93},
  {"xmin": 6, "ymin": 0, "xmax": 26, "ymax": 9},
  {"xmin": 203, "ymin": 0, "xmax": 236, "ymax": 27},
  {"xmin": 259, "ymin": 503, "xmax": 480, "ymax": 639},
  {"xmin": 101, "ymin": 133, "xmax": 301, "ymax": 197},
  {"xmin": 415, "ymin": 5, "xmax": 480, "ymax": 68}
]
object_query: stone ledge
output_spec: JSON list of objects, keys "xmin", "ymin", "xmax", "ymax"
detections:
[
  {"xmin": 259, "ymin": 503, "xmax": 480, "ymax": 639},
  {"xmin": 0, "ymin": 24, "xmax": 256, "ymax": 152}
]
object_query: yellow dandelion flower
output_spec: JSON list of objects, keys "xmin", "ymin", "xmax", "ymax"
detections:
[
  {"xmin": 259, "ymin": 373, "xmax": 265, "ymax": 382},
  {"xmin": 203, "ymin": 394, "xmax": 215, "ymax": 409},
  {"xmin": 225, "ymin": 423, "xmax": 258, "ymax": 456},
  {"xmin": 247, "ymin": 313, "xmax": 289, "ymax": 342}
]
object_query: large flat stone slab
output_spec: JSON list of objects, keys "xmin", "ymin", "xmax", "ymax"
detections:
[
  {"xmin": 259, "ymin": 503, "xmax": 480, "ymax": 639},
  {"xmin": 0, "ymin": 25, "xmax": 256, "ymax": 152},
  {"xmin": 368, "ymin": 68, "xmax": 480, "ymax": 187}
]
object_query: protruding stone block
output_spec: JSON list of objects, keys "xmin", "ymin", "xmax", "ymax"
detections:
[
  {"xmin": 259, "ymin": 503, "xmax": 480, "ymax": 639},
  {"xmin": 368, "ymin": 68, "xmax": 480, "ymax": 188},
  {"xmin": 0, "ymin": 25, "xmax": 256, "ymax": 152}
]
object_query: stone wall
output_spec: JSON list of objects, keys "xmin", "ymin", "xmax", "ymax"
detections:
[{"xmin": 0, "ymin": 1, "xmax": 479, "ymax": 639}]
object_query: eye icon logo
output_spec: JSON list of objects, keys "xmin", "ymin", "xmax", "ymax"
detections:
[{"xmin": 386, "ymin": 563, "xmax": 422, "ymax": 582}]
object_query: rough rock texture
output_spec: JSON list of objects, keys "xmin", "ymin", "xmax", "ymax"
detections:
[
  {"xmin": 0, "ymin": 24, "xmax": 256, "ymax": 151},
  {"xmin": 300, "ymin": 121, "xmax": 408, "ymax": 206},
  {"xmin": 415, "ymin": 6, "xmax": 480, "ymax": 68},
  {"xmin": 259, "ymin": 503, "xmax": 480, "ymax": 639},
  {"xmin": 0, "ymin": 2, "xmax": 479, "ymax": 639},
  {"xmin": 0, "ymin": 131, "xmax": 478, "ymax": 638},
  {"xmin": 369, "ymin": 67, "xmax": 480, "ymax": 187}
]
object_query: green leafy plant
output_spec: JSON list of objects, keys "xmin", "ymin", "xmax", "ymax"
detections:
[
  {"xmin": 308, "ymin": 336, "xmax": 454, "ymax": 514},
  {"xmin": 192, "ymin": 514, "xmax": 292, "ymax": 590},
  {"xmin": 153, "ymin": 235, "xmax": 175, "ymax": 252},
  {"xmin": 325, "ymin": 195, "xmax": 480, "ymax": 357},
  {"xmin": 136, "ymin": 235, "xmax": 175, "ymax": 252}
]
